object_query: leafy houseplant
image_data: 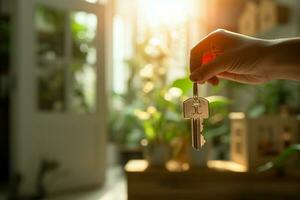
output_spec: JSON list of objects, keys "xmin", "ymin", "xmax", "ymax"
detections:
[
  {"xmin": 109, "ymin": 33, "xmax": 231, "ymax": 166},
  {"xmin": 124, "ymin": 35, "xmax": 191, "ymax": 165},
  {"xmin": 258, "ymin": 144, "xmax": 300, "ymax": 175},
  {"xmin": 109, "ymin": 35, "xmax": 170, "ymax": 165},
  {"xmin": 248, "ymin": 80, "xmax": 297, "ymax": 117},
  {"xmin": 108, "ymin": 95, "xmax": 145, "ymax": 165},
  {"xmin": 138, "ymin": 78, "xmax": 191, "ymax": 166},
  {"xmin": 109, "ymin": 34, "xmax": 191, "ymax": 165}
]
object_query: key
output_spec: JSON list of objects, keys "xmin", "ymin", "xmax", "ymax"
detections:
[
  {"xmin": 191, "ymin": 118, "xmax": 206, "ymax": 150},
  {"xmin": 183, "ymin": 83, "xmax": 209, "ymax": 150},
  {"xmin": 183, "ymin": 48, "xmax": 217, "ymax": 150}
]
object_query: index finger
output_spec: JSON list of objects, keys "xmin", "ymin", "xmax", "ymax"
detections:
[{"xmin": 190, "ymin": 35, "xmax": 212, "ymax": 73}]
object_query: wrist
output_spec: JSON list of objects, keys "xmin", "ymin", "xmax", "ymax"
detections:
[{"xmin": 265, "ymin": 38, "xmax": 300, "ymax": 81}]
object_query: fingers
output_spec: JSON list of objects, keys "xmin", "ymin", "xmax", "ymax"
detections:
[
  {"xmin": 207, "ymin": 76, "xmax": 219, "ymax": 85},
  {"xmin": 217, "ymin": 72, "xmax": 263, "ymax": 84},
  {"xmin": 190, "ymin": 55, "xmax": 230, "ymax": 82},
  {"xmin": 196, "ymin": 77, "xmax": 219, "ymax": 85},
  {"xmin": 190, "ymin": 35, "xmax": 212, "ymax": 73},
  {"xmin": 197, "ymin": 76, "xmax": 220, "ymax": 85},
  {"xmin": 190, "ymin": 29, "xmax": 229, "ymax": 73},
  {"xmin": 190, "ymin": 47, "xmax": 202, "ymax": 73}
]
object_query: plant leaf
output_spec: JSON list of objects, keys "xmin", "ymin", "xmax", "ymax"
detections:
[
  {"xmin": 248, "ymin": 105, "xmax": 265, "ymax": 118},
  {"xmin": 204, "ymin": 123, "xmax": 229, "ymax": 139},
  {"xmin": 206, "ymin": 96, "xmax": 230, "ymax": 109},
  {"xmin": 143, "ymin": 121, "xmax": 156, "ymax": 141},
  {"xmin": 171, "ymin": 77, "xmax": 193, "ymax": 95},
  {"xmin": 257, "ymin": 144, "xmax": 300, "ymax": 172}
]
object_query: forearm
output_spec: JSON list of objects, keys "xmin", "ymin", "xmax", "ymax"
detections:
[{"xmin": 267, "ymin": 38, "xmax": 300, "ymax": 81}]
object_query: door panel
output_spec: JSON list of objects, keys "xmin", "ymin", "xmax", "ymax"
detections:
[{"xmin": 12, "ymin": 0, "xmax": 106, "ymax": 195}]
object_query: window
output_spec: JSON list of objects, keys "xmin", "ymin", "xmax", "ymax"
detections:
[{"xmin": 35, "ymin": 6, "xmax": 97, "ymax": 113}]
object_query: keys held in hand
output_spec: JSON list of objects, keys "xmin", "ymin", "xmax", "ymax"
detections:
[{"xmin": 183, "ymin": 83, "xmax": 209, "ymax": 151}]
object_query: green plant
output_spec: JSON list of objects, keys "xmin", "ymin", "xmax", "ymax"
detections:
[
  {"xmin": 109, "ymin": 76, "xmax": 230, "ymax": 148},
  {"xmin": 108, "ymin": 92, "xmax": 144, "ymax": 148},
  {"xmin": 247, "ymin": 80, "xmax": 300, "ymax": 117},
  {"xmin": 138, "ymin": 77, "xmax": 230, "ymax": 144},
  {"xmin": 204, "ymin": 95, "xmax": 230, "ymax": 140},
  {"xmin": 257, "ymin": 144, "xmax": 300, "ymax": 173},
  {"xmin": 109, "ymin": 35, "xmax": 169, "ymax": 148},
  {"xmin": 109, "ymin": 33, "xmax": 231, "ymax": 149},
  {"xmin": 137, "ymin": 77, "xmax": 191, "ymax": 144}
]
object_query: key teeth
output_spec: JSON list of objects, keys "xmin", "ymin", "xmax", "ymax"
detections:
[
  {"xmin": 193, "ymin": 147, "xmax": 201, "ymax": 151},
  {"xmin": 200, "ymin": 119, "xmax": 204, "ymax": 132},
  {"xmin": 201, "ymin": 134, "xmax": 206, "ymax": 147}
]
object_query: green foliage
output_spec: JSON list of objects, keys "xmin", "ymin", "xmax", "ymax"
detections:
[
  {"xmin": 171, "ymin": 77, "xmax": 193, "ymax": 95},
  {"xmin": 35, "ymin": 6, "xmax": 66, "ymax": 34},
  {"xmin": 139, "ymin": 80, "xmax": 190, "ymax": 144},
  {"xmin": 109, "ymin": 33, "xmax": 231, "ymax": 148},
  {"xmin": 109, "ymin": 34, "xmax": 171, "ymax": 147},
  {"xmin": 109, "ymin": 75, "xmax": 231, "ymax": 147},
  {"xmin": 108, "ymin": 93, "xmax": 144, "ymax": 148},
  {"xmin": 257, "ymin": 144, "xmax": 300, "ymax": 172},
  {"xmin": 248, "ymin": 80, "xmax": 299, "ymax": 116},
  {"xmin": 204, "ymin": 96, "xmax": 231, "ymax": 140}
]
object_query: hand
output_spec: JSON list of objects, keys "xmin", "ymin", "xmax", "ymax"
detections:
[{"xmin": 190, "ymin": 29, "xmax": 278, "ymax": 85}]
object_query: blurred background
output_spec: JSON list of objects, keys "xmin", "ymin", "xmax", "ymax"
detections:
[{"xmin": 0, "ymin": 0, "xmax": 300, "ymax": 199}]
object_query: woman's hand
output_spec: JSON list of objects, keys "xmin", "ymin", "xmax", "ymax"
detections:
[{"xmin": 189, "ymin": 29, "xmax": 300, "ymax": 85}]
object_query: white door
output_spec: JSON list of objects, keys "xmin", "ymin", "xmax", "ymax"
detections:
[{"xmin": 12, "ymin": 0, "xmax": 106, "ymax": 195}]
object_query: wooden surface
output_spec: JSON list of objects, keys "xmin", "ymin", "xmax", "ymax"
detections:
[{"xmin": 125, "ymin": 160, "xmax": 300, "ymax": 200}]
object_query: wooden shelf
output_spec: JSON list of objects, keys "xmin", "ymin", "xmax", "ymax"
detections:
[{"xmin": 125, "ymin": 160, "xmax": 300, "ymax": 200}]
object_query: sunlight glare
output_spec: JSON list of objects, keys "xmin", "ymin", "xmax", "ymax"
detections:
[{"xmin": 138, "ymin": 0, "xmax": 191, "ymax": 27}]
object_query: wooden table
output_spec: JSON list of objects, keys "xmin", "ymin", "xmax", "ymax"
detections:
[{"xmin": 125, "ymin": 160, "xmax": 300, "ymax": 200}]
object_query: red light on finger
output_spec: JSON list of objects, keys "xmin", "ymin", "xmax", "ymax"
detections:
[
  {"xmin": 202, "ymin": 52, "xmax": 215, "ymax": 65},
  {"xmin": 202, "ymin": 47, "xmax": 222, "ymax": 65}
]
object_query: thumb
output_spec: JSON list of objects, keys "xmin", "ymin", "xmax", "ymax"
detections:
[{"xmin": 189, "ymin": 53, "xmax": 231, "ymax": 82}]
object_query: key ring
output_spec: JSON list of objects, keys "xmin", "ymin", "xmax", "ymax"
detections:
[
  {"xmin": 193, "ymin": 83, "xmax": 200, "ymax": 104},
  {"xmin": 193, "ymin": 83, "xmax": 198, "ymax": 99}
]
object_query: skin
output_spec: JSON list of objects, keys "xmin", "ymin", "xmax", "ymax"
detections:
[{"xmin": 190, "ymin": 29, "xmax": 300, "ymax": 85}]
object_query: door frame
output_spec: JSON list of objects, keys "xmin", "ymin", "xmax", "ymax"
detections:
[{"xmin": 11, "ymin": 0, "xmax": 107, "ymax": 194}]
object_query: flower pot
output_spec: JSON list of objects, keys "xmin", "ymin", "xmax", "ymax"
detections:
[
  {"xmin": 142, "ymin": 140, "xmax": 171, "ymax": 166},
  {"xmin": 189, "ymin": 140, "xmax": 212, "ymax": 167}
]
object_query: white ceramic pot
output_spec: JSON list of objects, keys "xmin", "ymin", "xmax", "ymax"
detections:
[
  {"xmin": 143, "ymin": 143, "xmax": 171, "ymax": 166},
  {"xmin": 189, "ymin": 140, "xmax": 212, "ymax": 167}
]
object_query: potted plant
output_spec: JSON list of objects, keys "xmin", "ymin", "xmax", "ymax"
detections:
[
  {"xmin": 137, "ymin": 77, "xmax": 230, "ymax": 167},
  {"xmin": 109, "ymin": 34, "xmax": 231, "ymax": 168},
  {"xmin": 247, "ymin": 80, "xmax": 296, "ymax": 117},
  {"xmin": 108, "ymin": 93, "xmax": 145, "ymax": 165},
  {"xmin": 137, "ymin": 80, "xmax": 191, "ymax": 167},
  {"xmin": 108, "ymin": 35, "xmax": 169, "ymax": 165}
]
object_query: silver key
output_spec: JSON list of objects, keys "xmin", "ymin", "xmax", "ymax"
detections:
[{"xmin": 183, "ymin": 83, "xmax": 209, "ymax": 150}]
